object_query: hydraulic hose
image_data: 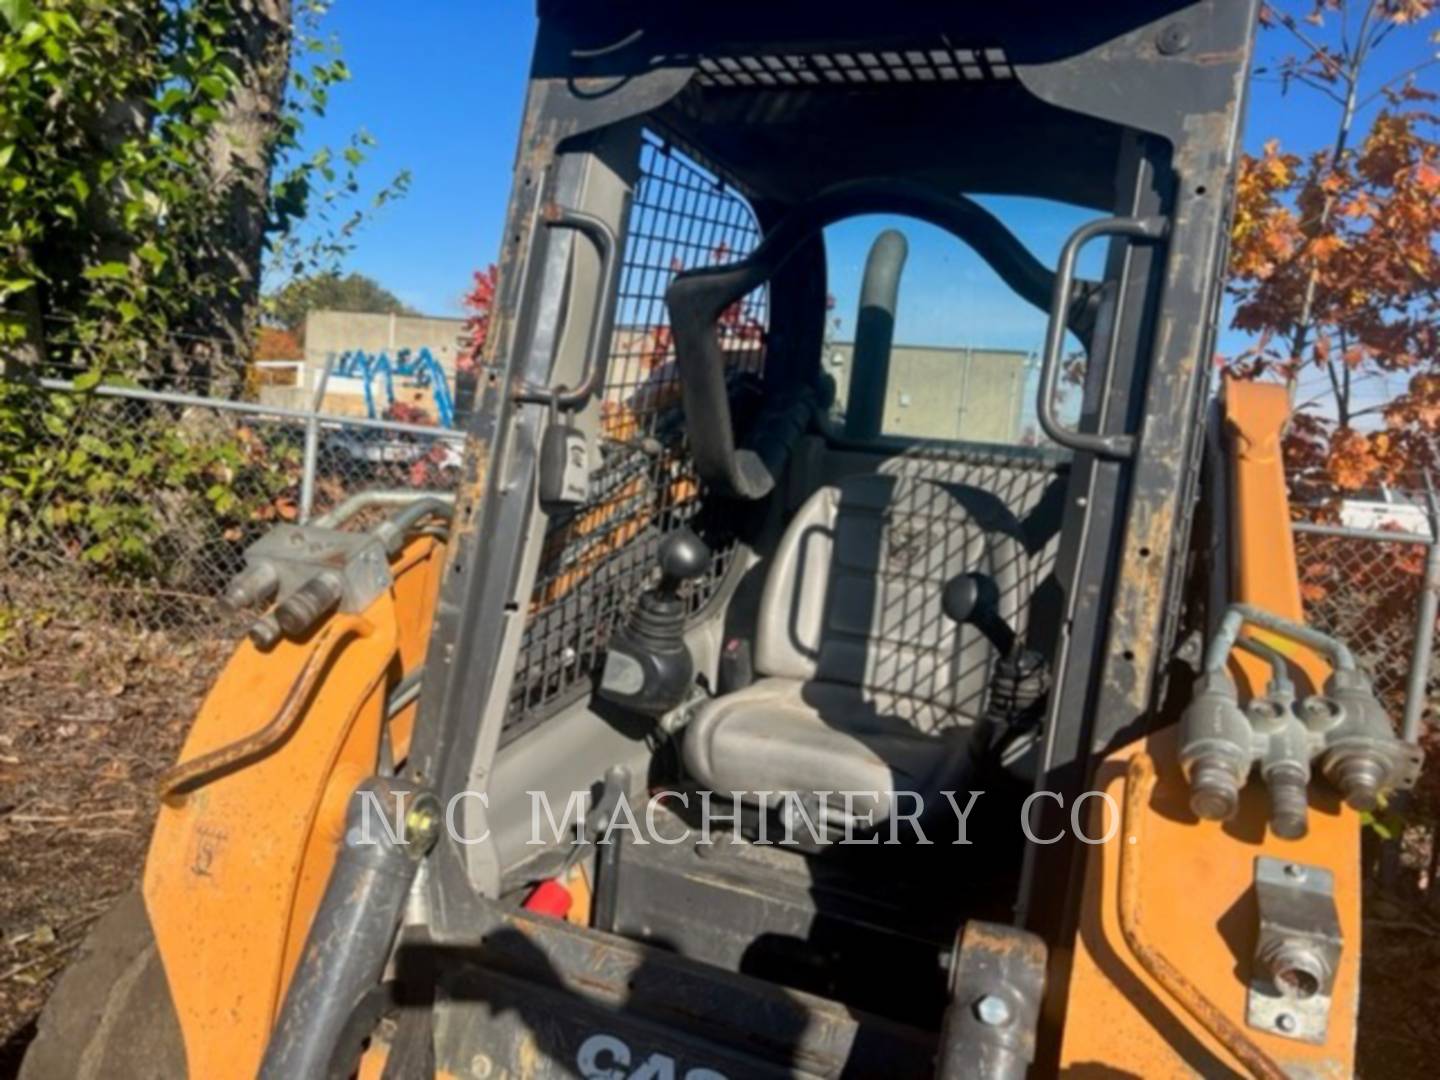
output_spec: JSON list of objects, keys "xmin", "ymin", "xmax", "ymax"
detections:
[{"xmin": 1203, "ymin": 603, "xmax": 1356, "ymax": 676}]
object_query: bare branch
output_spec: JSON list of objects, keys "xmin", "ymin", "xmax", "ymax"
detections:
[
  {"xmin": 1273, "ymin": 11, "xmax": 1352, "ymax": 81},
  {"xmin": 1358, "ymin": 57, "xmax": 1440, "ymax": 110},
  {"xmin": 1291, "ymin": 70, "xmax": 1355, "ymax": 104}
]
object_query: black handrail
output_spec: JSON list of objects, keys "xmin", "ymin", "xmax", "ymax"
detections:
[
  {"xmin": 1036, "ymin": 215, "xmax": 1166, "ymax": 459},
  {"xmin": 514, "ymin": 204, "xmax": 620, "ymax": 412}
]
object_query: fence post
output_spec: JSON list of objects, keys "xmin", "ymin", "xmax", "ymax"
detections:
[
  {"xmin": 1402, "ymin": 475, "xmax": 1440, "ymax": 745},
  {"xmin": 299, "ymin": 354, "xmax": 336, "ymax": 524}
]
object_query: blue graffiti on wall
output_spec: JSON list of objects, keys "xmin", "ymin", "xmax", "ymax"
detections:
[{"xmin": 331, "ymin": 347, "xmax": 456, "ymax": 428}]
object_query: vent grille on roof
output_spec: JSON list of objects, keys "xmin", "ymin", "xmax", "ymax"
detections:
[{"xmin": 695, "ymin": 46, "xmax": 1013, "ymax": 88}]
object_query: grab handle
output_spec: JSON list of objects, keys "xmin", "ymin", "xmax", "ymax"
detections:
[
  {"xmin": 514, "ymin": 204, "xmax": 619, "ymax": 412},
  {"xmin": 1038, "ymin": 215, "xmax": 1166, "ymax": 459}
]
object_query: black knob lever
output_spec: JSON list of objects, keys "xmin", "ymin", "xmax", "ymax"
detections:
[
  {"xmin": 657, "ymin": 529, "xmax": 710, "ymax": 597},
  {"xmin": 942, "ymin": 573, "xmax": 1016, "ymax": 655}
]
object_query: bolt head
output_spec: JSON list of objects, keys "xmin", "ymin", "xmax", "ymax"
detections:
[
  {"xmin": 973, "ymin": 994, "xmax": 1013, "ymax": 1026},
  {"xmin": 405, "ymin": 803, "xmax": 440, "ymax": 845},
  {"xmin": 1275, "ymin": 1012, "xmax": 1297, "ymax": 1034},
  {"xmin": 1283, "ymin": 862, "xmax": 1307, "ymax": 881},
  {"xmin": 1157, "ymin": 22, "xmax": 1191, "ymax": 55}
]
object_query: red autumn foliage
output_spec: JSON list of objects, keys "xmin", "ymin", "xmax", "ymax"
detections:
[
  {"xmin": 1234, "ymin": 10, "xmax": 1440, "ymax": 900},
  {"xmin": 254, "ymin": 326, "xmax": 303, "ymax": 361},
  {"xmin": 458, "ymin": 264, "xmax": 498, "ymax": 375}
]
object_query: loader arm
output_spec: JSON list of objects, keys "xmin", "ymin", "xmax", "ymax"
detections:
[
  {"xmin": 141, "ymin": 535, "xmax": 445, "ymax": 1078},
  {"xmin": 1057, "ymin": 380, "xmax": 1359, "ymax": 1078}
]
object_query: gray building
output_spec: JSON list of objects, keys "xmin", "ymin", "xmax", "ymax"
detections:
[
  {"xmin": 302, "ymin": 309, "xmax": 467, "ymax": 380},
  {"xmin": 258, "ymin": 309, "xmax": 468, "ymax": 419},
  {"xmin": 826, "ymin": 341, "xmax": 1033, "ymax": 444}
]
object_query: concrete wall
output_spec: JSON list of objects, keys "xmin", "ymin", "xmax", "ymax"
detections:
[
  {"xmin": 277, "ymin": 309, "xmax": 468, "ymax": 420},
  {"xmin": 826, "ymin": 342, "xmax": 1031, "ymax": 444},
  {"xmin": 304, "ymin": 309, "xmax": 467, "ymax": 375}
]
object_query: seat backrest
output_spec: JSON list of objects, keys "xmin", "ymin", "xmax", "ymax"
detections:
[{"xmin": 754, "ymin": 473, "xmax": 1025, "ymax": 730}]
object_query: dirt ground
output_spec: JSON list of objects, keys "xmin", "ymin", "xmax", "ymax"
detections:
[
  {"xmin": 0, "ymin": 604, "xmax": 230, "ymax": 1075},
  {"xmin": 2, "ymin": 609, "xmax": 1439, "ymax": 1077}
]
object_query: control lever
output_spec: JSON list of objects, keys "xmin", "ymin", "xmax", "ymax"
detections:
[
  {"xmin": 943, "ymin": 573, "xmax": 1049, "ymax": 750},
  {"xmin": 558, "ymin": 765, "xmax": 630, "ymax": 874},
  {"xmin": 597, "ymin": 530, "xmax": 709, "ymax": 717},
  {"xmin": 526, "ymin": 766, "xmax": 631, "ymax": 926},
  {"xmin": 942, "ymin": 573, "xmax": 1017, "ymax": 656}
]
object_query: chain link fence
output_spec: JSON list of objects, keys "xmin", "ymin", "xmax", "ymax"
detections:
[
  {"xmin": 0, "ymin": 369, "xmax": 465, "ymax": 1046},
  {"xmin": 0, "ymin": 376, "xmax": 464, "ymax": 643},
  {"xmin": 1289, "ymin": 478, "xmax": 1440, "ymax": 902},
  {"xmin": 1290, "ymin": 483, "xmax": 1439, "ymax": 733}
]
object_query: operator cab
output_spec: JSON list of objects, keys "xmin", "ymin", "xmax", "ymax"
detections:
[
  {"xmin": 411, "ymin": 4, "xmax": 1258, "ymax": 1075},
  {"xmin": 488, "ymin": 149, "xmax": 1097, "ymax": 1023}
]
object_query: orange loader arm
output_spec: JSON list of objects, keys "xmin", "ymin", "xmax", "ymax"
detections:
[
  {"xmin": 141, "ymin": 534, "xmax": 445, "ymax": 1079},
  {"xmin": 1057, "ymin": 379, "xmax": 1361, "ymax": 1079}
]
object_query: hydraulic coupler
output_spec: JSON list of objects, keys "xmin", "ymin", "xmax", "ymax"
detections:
[{"xmin": 1179, "ymin": 604, "xmax": 1421, "ymax": 839}]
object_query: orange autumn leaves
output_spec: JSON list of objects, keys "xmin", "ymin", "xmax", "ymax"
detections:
[{"xmin": 1229, "ymin": 105, "xmax": 1440, "ymax": 489}]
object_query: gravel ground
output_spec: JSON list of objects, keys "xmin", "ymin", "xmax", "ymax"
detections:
[{"xmin": 1, "ymin": 597, "xmax": 1438, "ymax": 1076}]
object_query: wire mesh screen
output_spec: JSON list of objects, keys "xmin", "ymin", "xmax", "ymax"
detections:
[
  {"xmin": 1292, "ymin": 527, "xmax": 1433, "ymax": 716},
  {"xmin": 507, "ymin": 132, "xmax": 769, "ymax": 730}
]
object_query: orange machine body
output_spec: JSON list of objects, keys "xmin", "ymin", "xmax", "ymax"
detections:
[
  {"xmin": 137, "ymin": 382, "xmax": 1359, "ymax": 1078},
  {"xmin": 1057, "ymin": 379, "xmax": 1359, "ymax": 1076},
  {"xmin": 141, "ymin": 536, "xmax": 445, "ymax": 1079}
]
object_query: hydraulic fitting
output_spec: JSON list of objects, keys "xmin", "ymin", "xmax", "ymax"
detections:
[
  {"xmin": 1251, "ymin": 683, "xmax": 1314, "ymax": 841},
  {"xmin": 1178, "ymin": 671, "xmax": 1252, "ymax": 822},
  {"xmin": 221, "ymin": 504, "xmax": 443, "ymax": 647},
  {"xmin": 1262, "ymin": 761, "xmax": 1311, "ymax": 841},
  {"xmin": 274, "ymin": 570, "xmax": 345, "ymax": 639},
  {"xmin": 1180, "ymin": 604, "xmax": 1419, "ymax": 837},
  {"xmin": 222, "ymin": 561, "xmax": 279, "ymax": 612},
  {"xmin": 1319, "ymin": 668, "xmax": 1414, "ymax": 812}
]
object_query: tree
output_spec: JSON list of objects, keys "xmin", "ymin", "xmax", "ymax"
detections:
[
  {"xmin": 189, "ymin": 0, "xmax": 294, "ymax": 380},
  {"xmin": 0, "ymin": 0, "xmax": 403, "ymax": 390},
  {"xmin": 457, "ymin": 264, "xmax": 497, "ymax": 374},
  {"xmin": 266, "ymin": 271, "xmax": 416, "ymax": 337},
  {"xmin": 1228, "ymin": 0, "xmax": 1440, "ymax": 489},
  {"xmin": 255, "ymin": 325, "xmax": 301, "ymax": 360}
]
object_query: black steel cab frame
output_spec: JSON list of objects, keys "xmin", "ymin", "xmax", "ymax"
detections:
[{"xmin": 403, "ymin": 1, "xmax": 1260, "ymax": 1073}]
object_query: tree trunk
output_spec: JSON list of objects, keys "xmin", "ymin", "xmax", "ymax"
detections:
[
  {"xmin": 6, "ymin": 270, "xmax": 48, "ymax": 371},
  {"xmin": 191, "ymin": 0, "xmax": 293, "ymax": 396}
]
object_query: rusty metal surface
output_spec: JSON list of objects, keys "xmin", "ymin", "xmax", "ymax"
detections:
[
  {"xmin": 1119, "ymin": 753, "xmax": 1288, "ymax": 1080},
  {"xmin": 428, "ymin": 904, "xmax": 937, "ymax": 1079},
  {"xmin": 157, "ymin": 616, "xmax": 371, "ymax": 798},
  {"xmin": 938, "ymin": 921, "xmax": 1047, "ymax": 1080}
]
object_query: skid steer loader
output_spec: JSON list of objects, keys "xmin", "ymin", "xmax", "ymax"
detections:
[{"xmin": 25, "ymin": 3, "xmax": 1423, "ymax": 1077}]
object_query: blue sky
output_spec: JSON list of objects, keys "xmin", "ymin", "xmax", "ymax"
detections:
[{"xmin": 289, "ymin": 3, "xmax": 1437, "ymax": 372}]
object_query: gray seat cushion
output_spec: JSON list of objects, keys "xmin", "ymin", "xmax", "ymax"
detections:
[
  {"xmin": 684, "ymin": 677, "xmax": 973, "ymax": 825},
  {"xmin": 682, "ymin": 472, "xmax": 1023, "ymax": 826}
]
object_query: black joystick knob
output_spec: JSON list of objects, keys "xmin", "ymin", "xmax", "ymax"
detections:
[
  {"xmin": 657, "ymin": 529, "xmax": 710, "ymax": 595},
  {"xmin": 597, "ymin": 528, "xmax": 709, "ymax": 718},
  {"xmin": 942, "ymin": 572, "xmax": 997, "ymax": 625},
  {"xmin": 942, "ymin": 572, "xmax": 1015, "ymax": 655}
]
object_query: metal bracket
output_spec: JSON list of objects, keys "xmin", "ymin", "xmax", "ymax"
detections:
[
  {"xmin": 1246, "ymin": 856, "xmax": 1343, "ymax": 1045},
  {"xmin": 937, "ymin": 921, "xmax": 1047, "ymax": 1080},
  {"xmin": 226, "ymin": 524, "xmax": 394, "ymax": 647}
]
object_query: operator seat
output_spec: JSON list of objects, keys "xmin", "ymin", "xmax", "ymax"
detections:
[{"xmin": 683, "ymin": 471, "xmax": 1023, "ymax": 829}]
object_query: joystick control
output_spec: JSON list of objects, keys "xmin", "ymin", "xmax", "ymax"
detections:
[{"xmin": 598, "ymin": 529, "xmax": 709, "ymax": 717}]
